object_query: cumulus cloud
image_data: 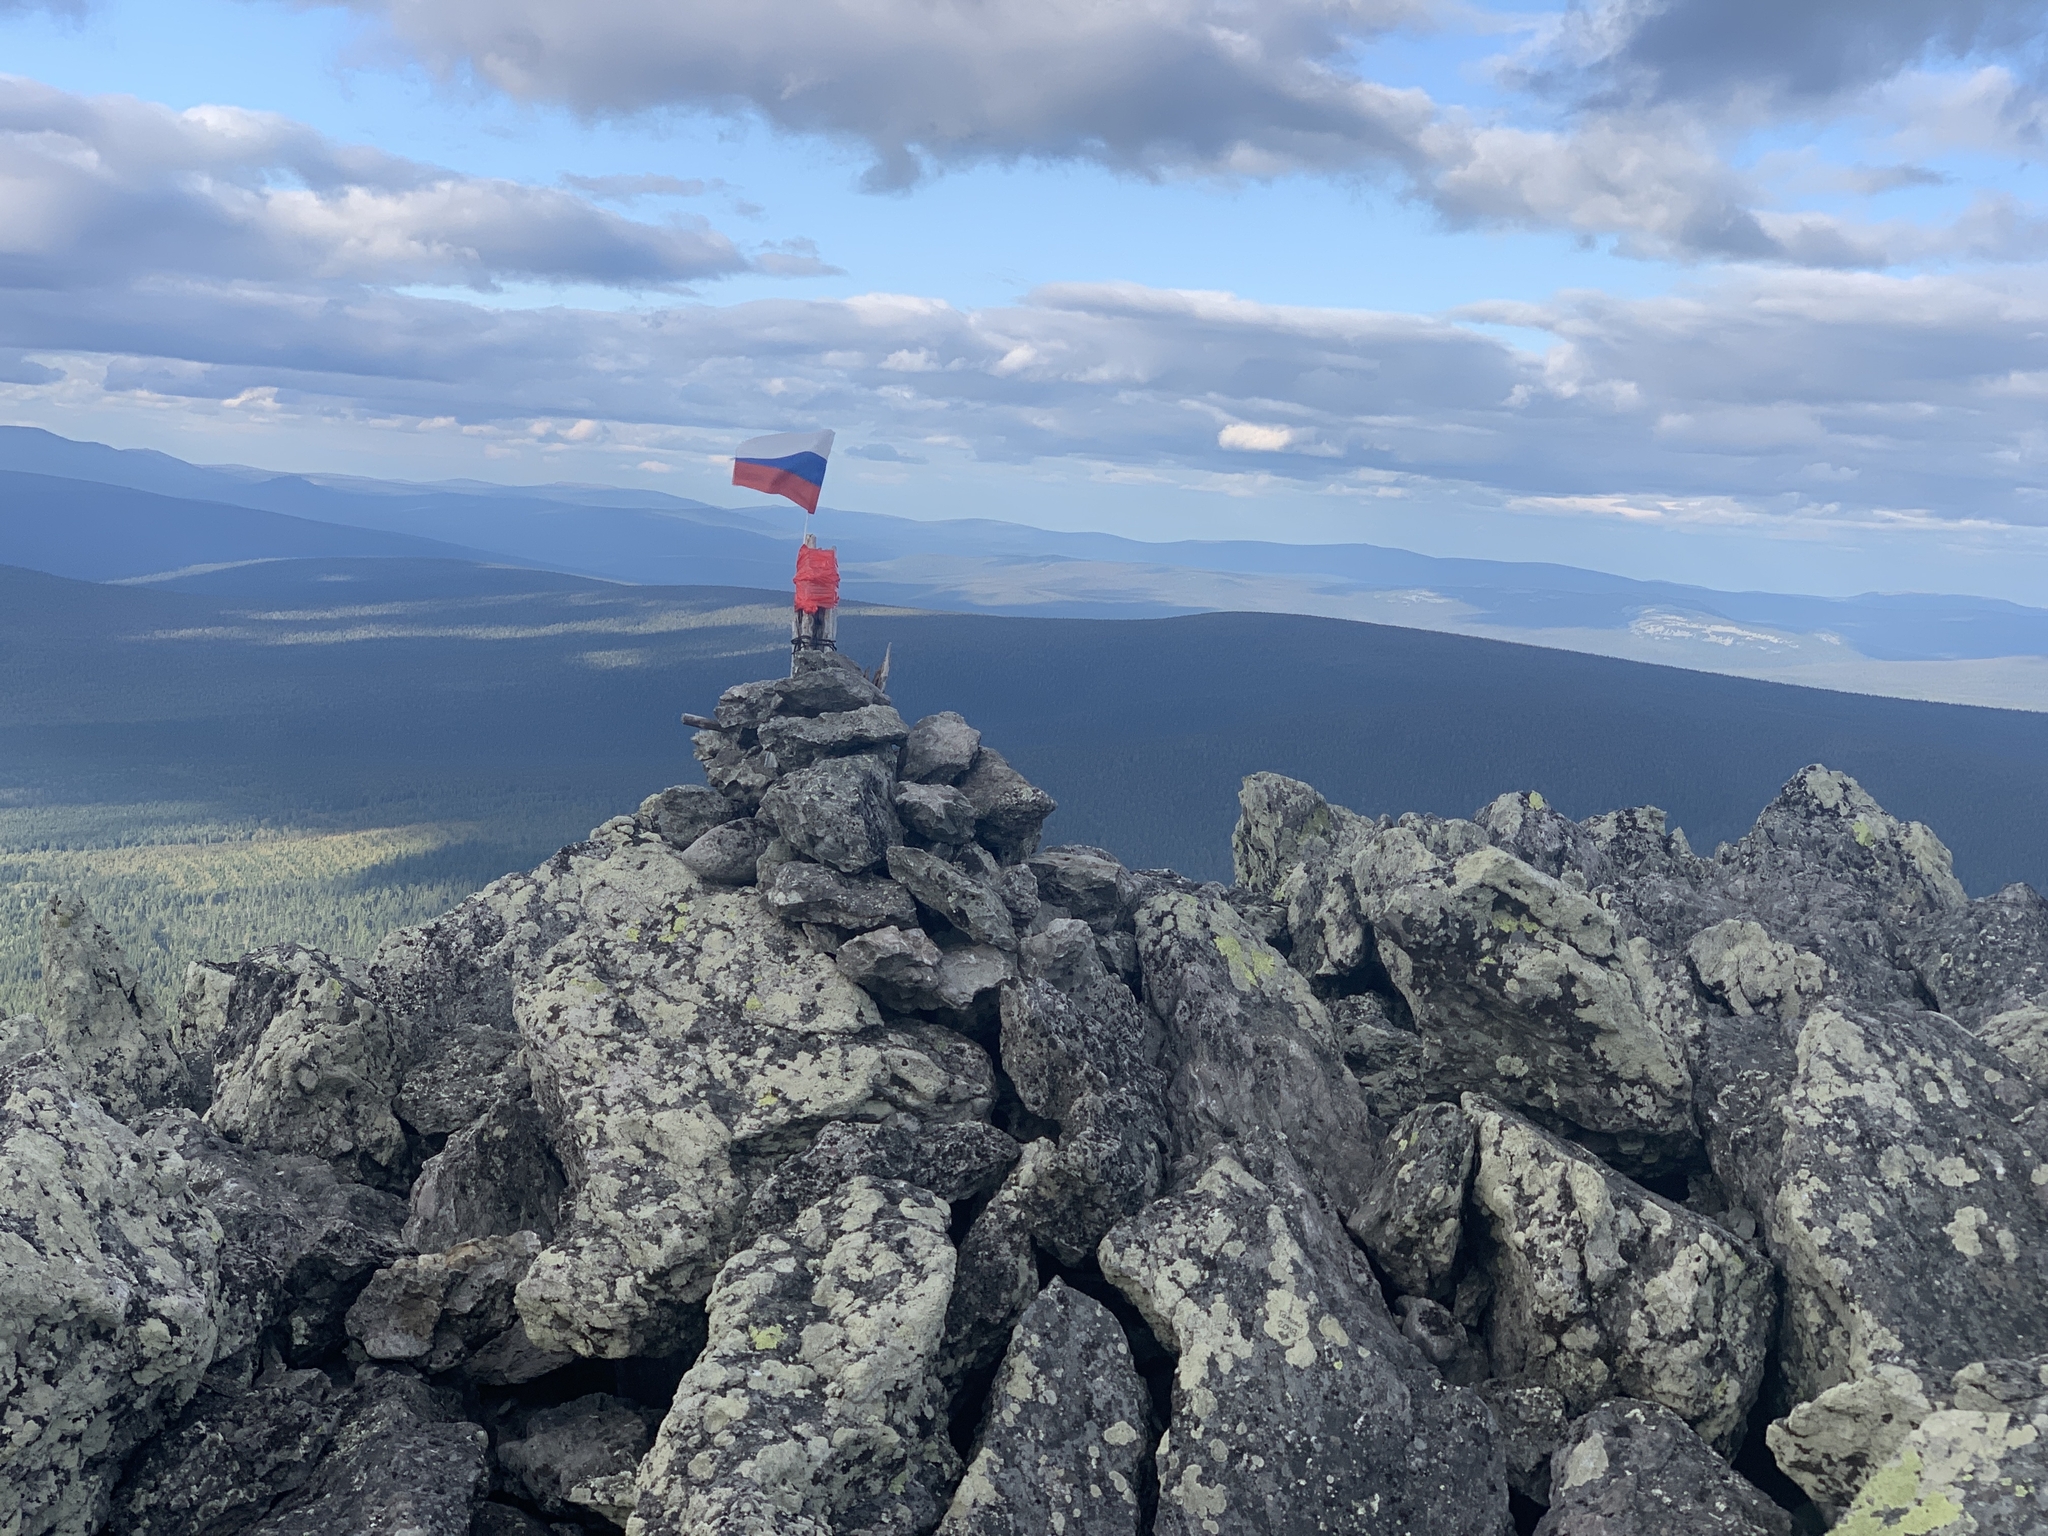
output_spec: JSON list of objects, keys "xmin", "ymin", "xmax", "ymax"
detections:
[{"xmin": 0, "ymin": 75, "xmax": 816, "ymax": 291}]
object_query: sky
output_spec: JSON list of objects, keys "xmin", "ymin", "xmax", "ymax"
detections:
[{"xmin": 3, "ymin": 0, "xmax": 2048, "ymax": 599}]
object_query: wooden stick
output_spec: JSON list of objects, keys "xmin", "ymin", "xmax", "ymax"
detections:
[{"xmin": 680, "ymin": 712, "xmax": 721, "ymax": 730}]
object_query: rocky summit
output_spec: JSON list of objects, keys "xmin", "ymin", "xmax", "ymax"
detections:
[{"xmin": 5, "ymin": 648, "xmax": 2047, "ymax": 1536}]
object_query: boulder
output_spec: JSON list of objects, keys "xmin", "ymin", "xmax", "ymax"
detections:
[
  {"xmin": 1329, "ymin": 992, "xmax": 1430, "ymax": 1121},
  {"xmin": 888, "ymin": 845, "xmax": 1019, "ymax": 949},
  {"xmin": 402, "ymin": 1092, "xmax": 565, "ymax": 1251},
  {"xmin": 1475, "ymin": 1379, "xmax": 1570, "ymax": 1504},
  {"xmin": 739, "ymin": 1118, "xmax": 1019, "ymax": 1245},
  {"xmin": 940, "ymin": 1145, "xmax": 1049, "ymax": 1392},
  {"xmin": 38, "ymin": 891, "xmax": 196, "ymax": 1120},
  {"xmin": 896, "ymin": 781, "xmax": 980, "ymax": 843},
  {"xmin": 757, "ymin": 704, "xmax": 910, "ymax": 771},
  {"xmin": 496, "ymin": 1392, "xmax": 655, "ymax": 1525},
  {"xmin": 1909, "ymin": 880, "xmax": 2048, "ymax": 1027},
  {"xmin": 145, "ymin": 1110, "xmax": 406, "ymax": 1367},
  {"xmin": 759, "ymin": 861, "xmax": 918, "ymax": 933},
  {"xmin": 204, "ymin": 945, "xmax": 407, "ymax": 1184},
  {"xmin": 636, "ymin": 784, "xmax": 739, "ymax": 850},
  {"xmin": 772, "ymin": 653, "xmax": 889, "ymax": 717},
  {"xmin": 1981, "ymin": 1003, "xmax": 2048, "ymax": 1084},
  {"xmin": 1135, "ymin": 888, "xmax": 1377, "ymax": 1211},
  {"xmin": 677, "ymin": 817, "xmax": 774, "ymax": 885},
  {"xmin": 1463, "ymin": 1096, "xmax": 1773, "ymax": 1454},
  {"xmin": 956, "ymin": 748, "xmax": 1056, "ymax": 864},
  {"xmin": 1833, "ymin": 1399, "xmax": 2048, "ymax": 1536},
  {"xmin": 1686, "ymin": 919, "xmax": 1830, "ymax": 1025},
  {"xmin": 1533, "ymin": 1399, "xmax": 1792, "ymax": 1536},
  {"xmin": 759, "ymin": 754, "xmax": 903, "ymax": 874},
  {"xmin": 512, "ymin": 886, "xmax": 990, "ymax": 1358},
  {"xmin": 1099, "ymin": 1147, "xmax": 1508, "ymax": 1536},
  {"xmin": 938, "ymin": 1279, "xmax": 1151, "ymax": 1536},
  {"xmin": 1230, "ymin": 772, "xmax": 1378, "ymax": 984},
  {"xmin": 690, "ymin": 731, "xmax": 780, "ymax": 812},
  {"xmin": 902, "ymin": 710, "xmax": 982, "ymax": 785},
  {"xmin": 173, "ymin": 959, "xmax": 235, "ymax": 1094},
  {"xmin": 1356, "ymin": 829, "xmax": 1698, "ymax": 1169},
  {"xmin": 345, "ymin": 1231, "xmax": 541, "ymax": 1372},
  {"xmin": 0, "ymin": 1055, "xmax": 221, "ymax": 1536},
  {"xmin": 1473, "ymin": 791, "xmax": 1614, "ymax": 889},
  {"xmin": 835, "ymin": 922, "xmax": 946, "ymax": 1003},
  {"xmin": 1027, "ymin": 845, "xmax": 1138, "ymax": 934},
  {"xmin": 627, "ymin": 1178, "xmax": 961, "ymax": 1536},
  {"xmin": 1349, "ymin": 1100, "xmax": 1476, "ymax": 1303}
]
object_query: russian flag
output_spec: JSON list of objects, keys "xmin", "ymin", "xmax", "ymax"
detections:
[{"xmin": 732, "ymin": 428, "xmax": 835, "ymax": 514}]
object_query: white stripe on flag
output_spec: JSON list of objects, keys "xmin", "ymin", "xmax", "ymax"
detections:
[{"xmin": 735, "ymin": 428, "xmax": 835, "ymax": 461}]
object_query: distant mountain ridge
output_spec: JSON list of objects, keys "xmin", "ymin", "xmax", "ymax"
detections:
[{"xmin": 4, "ymin": 424, "xmax": 2046, "ymax": 710}]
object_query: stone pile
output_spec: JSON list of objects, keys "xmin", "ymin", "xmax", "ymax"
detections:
[{"xmin": 3, "ymin": 649, "xmax": 2046, "ymax": 1535}]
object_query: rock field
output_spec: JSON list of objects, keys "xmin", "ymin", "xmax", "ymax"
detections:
[{"xmin": 6, "ymin": 648, "xmax": 2048, "ymax": 1535}]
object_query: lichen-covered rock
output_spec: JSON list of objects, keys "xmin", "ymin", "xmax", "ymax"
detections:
[
  {"xmin": 760, "ymin": 861, "xmax": 919, "ymax": 934},
  {"xmin": 402, "ymin": 1091, "xmax": 564, "ymax": 1251},
  {"xmin": 1533, "ymin": 1399, "xmax": 1792, "ymax": 1536},
  {"xmin": 1474, "ymin": 791, "xmax": 1613, "ymax": 889},
  {"xmin": 757, "ymin": 704, "xmax": 910, "ymax": 771},
  {"xmin": 144, "ymin": 1110, "xmax": 405, "ymax": 1367},
  {"xmin": 1980, "ymin": 1004, "xmax": 2048, "ymax": 1084},
  {"xmin": 38, "ymin": 891, "xmax": 196, "ymax": 1121},
  {"xmin": 1909, "ymin": 881, "xmax": 2048, "ymax": 1027},
  {"xmin": 1028, "ymin": 846, "xmax": 1138, "ymax": 934},
  {"xmin": 1329, "ymin": 992, "xmax": 1430, "ymax": 1120},
  {"xmin": 1350, "ymin": 1100, "xmax": 1476, "ymax": 1303},
  {"xmin": 1831, "ymin": 1391, "xmax": 2048, "ymax": 1535},
  {"xmin": 1357, "ymin": 830, "xmax": 1698, "ymax": 1167},
  {"xmin": 888, "ymin": 845, "xmax": 1019, "ymax": 949},
  {"xmin": 902, "ymin": 710, "xmax": 982, "ymax": 786},
  {"xmin": 941, "ymin": 1143, "xmax": 1050, "ymax": 1391},
  {"xmin": 691, "ymin": 729, "xmax": 781, "ymax": 812},
  {"xmin": 1229, "ymin": 772, "xmax": 1378, "ymax": 985},
  {"xmin": 1099, "ymin": 1147, "xmax": 1508, "ymax": 1536},
  {"xmin": 627, "ymin": 1178, "xmax": 960, "ymax": 1536},
  {"xmin": 206, "ymin": 945, "xmax": 407, "ymax": 1182},
  {"xmin": 638, "ymin": 784, "xmax": 740, "ymax": 850},
  {"xmin": 496, "ymin": 1392, "xmax": 656, "ymax": 1525},
  {"xmin": 1135, "ymin": 888, "xmax": 1377, "ymax": 1211},
  {"xmin": 773, "ymin": 653, "xmax": 890, "ymax": 718},
  {"xmin": 759, "ymin": 754, "xmax": 904, "ymax": 874},
  {"xmin": 345, "ymin": 1231, "xmax": 540, "ymax": 1371},
  {"xmin": 995, "ymin": 921, "xmax": 1169, "ymax": 1265},
  {"xmin": 740, "ymin": 1118, "xmax": 1019, "ymax": 1246},
  {"xmin": 513, "ymin": 871, "xmax": 990, "ymax": 1358},
  {"xmin": 0, "ymin": 1056, "xmax": 222, "ymax": 1536},
  {"xmin": 677, "ymin": 816, "xmax": 774, "ymax": 885},
  {"xmin": 237, "ymin": 1366, "xmax": 488, "ymax": 1536},
  {"xmin": 955, "ymin": 747, "xmax": 1056, "ymax": 864},
  {"xmin": 1476, "ymin": 1379, "xmax": 1570, "ymax": 1503},
  {"xmin": 1687, "ymin": 919, "xmax": 1831, "ymax": 1025},
  {"xmin": 939, "ymin": 1279, "xmax": 1151, "ymax": 1536},
  {"xmin": 1464, "ymin": 1096, "xmax": 1773, "ymax": 1453}
]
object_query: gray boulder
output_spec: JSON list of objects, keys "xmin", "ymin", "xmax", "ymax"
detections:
[
  {"xmin": 204, "ymin": 945, "xmax": 407, "ymax": 1184},
  {"xmin": 939, "ymin": 1279, "xmax": 1151, "ymax": 1536},
  {"xmin": 1028, "ymin": 845, "xmax": 1138, "ymax": 934},
  {"xmin": 1533, "ymin": 1399, "xmax": 1792, "ymax": 1536},
  {"xmin": 38, "ymin": 891, "xmax": 196, "ymax": 1120},
  {"xmin": 628, "ymin": 1178, "xmax": 961, "ymax": 1536},
  {"xmin": 345, "ymin": 1231, "xmax": 541, "ymax": 1372},
  {"xmin": 1833, "ymin": 1397, "xmax": 2048, "ymax": 1535},
  {"xmin": 902, "ymin": 710, "xmax": 981, "ymax": 785},
  {"xmin": 1329, "ymin": 992, "xmax": 1430, "ymax": 1121},
  {"xmin": 1475, "ymin": 1379, "xmax": 1570, "ymax": 1503},
  {"xmin": 1981, "ymin": 1003, "xmax": 2048, "ymax": 1084},
  {"xmin": 759, "ymin": 754, "xmax": 904, "ymax": 874},
  {"xmin": 677, "ymin": 816, "xmax": 774, "ymax": 885},
  {"xmin": 888, "ymin": 845, "xmax": 1019, "ymax": 949},
  {"xmin": 740, "ymin": 1118, "xmax": 1019, "ymax": 1245},
  {"xmin": 690, "ymin": 731, "xmax": 780, "ymax": 812},
  {"xmin": 773, "ymin": 652, "xmax": 890, "ymax": 717},
  {"xmin": 1349, "ymin": 1100, "xmax": 1476, "ymax": 1303},
  {"xmin": 941, "ymin": 1145, "xmax": 1050, "ymax": 1392},
  {"xmin": 1135, "ymin": 888, "xmax": 1377, "ymax": 1211},
  {"xmin": 835, "ymin": 922, "xmax": 946, "ymax": 1003},
  {"xmin": 1230, "ymin": 772, "xmax": 1379, "ymax": 985},
  {"xmin": 1464, "ymin": 1096, "xmax": 1773, "ymax": 1454},
  {"xmin": 956, "ymin": 747, "xmax": 1056, "ymax": 864},
  {"xmin": 896, "ymin": 780, "xmax": 980, "ymax": 843},
  {"xmin": 1099, "ymin": 1146, "xmax": 1508, "ymax": 1536},
  {"xmin": 760, "ymin": 860, "xmax": 918, "ymax": 933},
  {"xmin": 757, "ymin": 703, "xmax": 910, "ymax": 771},
  {"xmin": 1473, "ymin": 790, "xmax": 1613, "ymax": 888},
  {"xmin": 496, "ymin": 1392, "xmax": 655, "ymax": 1526},
  {"xmin": 637, "ymin": 784, "xmax": 739, "ymax": 850},
  {"xmin": 402, "ymin": 1091, "xmax": 564, "ymax": 1251},
  {"xmin": 1910, "ymin": 881, "xmax": 2048, "ymax": 1027},
  {"xmin": 0, "ymin": 1055, "xmax": 221, "ymax": 1536}
]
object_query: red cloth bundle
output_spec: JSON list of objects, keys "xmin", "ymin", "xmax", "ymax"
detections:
[{"xmin": 794, "ymin": 544, "xmax": 841, "ymax": 612}]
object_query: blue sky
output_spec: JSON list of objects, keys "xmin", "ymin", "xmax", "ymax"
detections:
[{"xmin": 4, "ymin": 0, "xmax": 2048, "ymax": 599}]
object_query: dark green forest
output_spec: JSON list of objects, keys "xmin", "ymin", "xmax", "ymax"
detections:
[{"xmin": 5, "ymin": 556, "xmax": 2045, "ymax": 1015}]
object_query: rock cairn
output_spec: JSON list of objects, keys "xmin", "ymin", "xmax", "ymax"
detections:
[{"xmin": 5, "ymin": 648, "xmax": 2048, "ymax": 1535}]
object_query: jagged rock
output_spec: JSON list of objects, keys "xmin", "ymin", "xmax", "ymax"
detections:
[
  {"xmin": 1576, "ymin": 804, "xmax": 1707, "ymax": 949},
  {"xmin": 1357, "ymin": 829, "xmax": 1698, "ymax": 1168},
  {"xmin": 637, "ymin": 784, "xmax": 739, "ymax": 850},
  {"xmin": 677, "ymin": 816, "xmax": 774, "ymax": 885},
  {"xmin": 146, "ymin": 1110, "xmax": 405, "ymax": 1365},
  {"xmin": 0, "ymin": 1055, "xmax": 221, "ymax": 1536},
  {"xmin": 1329, "ymin": 992, "xmax": 1430, "ymax": 1120},
  {"xmin": 902, "ymin": 710, "xmax": 982, "ymax": 785},
  {"xmin": 760, "ymin": 861, "xmax": 919, "ymax": 933},
  {"xmin": 105, "ymin": 1367, "xmax": 343, "ymax": 1536},
  {"xmin": 939, "ymin": 1279, "xmax": 1151, "ymax": 1536},
  {"xmin": 204, "ymin": 945, "xmax": 407, "ymax": 1183},
  {"xmin": 956, "ymin": 747, "xmax": 1056, "ymax": 864},
  {"xmin": 997, "ymin": 865, "xmax": 1041, "ymax": 930},
  {"xmin": 758, "ymin": 703, "xmax": 911, "ymax": 771},
  {"xmin": 997, "ymin": 921, "xmax": 1169, "ymax": 1265},
  {"xmin": 1350, "ymin": 1100, "xmax": 1476, "ymax": 1303},
  {"xmin": 1981, "ymin": 1003, "xmax": 2048, "ymax": 1083},
  {"xmin": 1, "ymin": 1010, "xmax": 50, "ymax": 1067},
  {"xmin": 345, "ymin": 1231, "xmax": 540, "ymax": 1371},
  {"xmin": 691, "ymin": 731, "xmax": 780, "ymax": 812},
  {"xmin": 1474, "ymin": 791, "xmax": 1613, "ymax": 889},
  {"xmin": 497, "ymin": 1393, "xmax": 655, "ymax": 1525},
  {"xmin": 1834, "ymin": 1400, "xmax": 2048, "ymax": 1536},
  {"xmin": 896, "ymin": 781, "xmax": 980, "ymax": 843},
  {"xmin": 403, "ymin": 1092, "xmax": 564, "ymax": 1250},
  {"xmin": 237, "ymin": 1366, "xmax": 488, "ymax": 1536},
  {"xmin": 1395, "ymin": 1294, "xmax": 1486, "ymax": 1379},
  {"xmin": 836, "ymin": 922, "xmax": 945, "ymax": 1000},
  {"xmin": 1135, "ymin": 888, "xmax": 1378, "ymax": 1210},
  {"xmin": 739, "ymin": 1118, "xmax": 1020, "ymax": 1245},
  {"xmin": 1028, "ymin": 846, "xmax": 1138, "ymax": 934},
  {"xmin": 38, "ymin": 891, "xmax": 196, "ymax": 1120},
  {"xmin": 1687, "ymin": 919, "xmax": 1831, "ymax": 1024},
  {"xmin": 628, "ymin": 1178, "xmax": 961, "ymax": 1536},
  {"xmin": 1463, "ymin": 1096, "xmax": 1773, "ymax": 1453},
  {"xmin": 1533, "ymin": 1399, "xmax": 1792, "ymax": 1536},
  {"xmin": 513, "ymin": 871, "xmax": 991, "ymax": 1358},
  {"xmin": 456, "ymin": 1319, "xmax": 578, "ymax": 1386},
  {"xmin": 1231, "ymin": 771, "xmax": 1379, "ymax": 984},
  {"xmin": 1099, "ymin": 1147, "xmax": 1508, "ymax": 1536},
  {"xmin": 1476, "ymin": 1379, "xmax": 1570, "ymax": 1503},
  {"xmin": 1910, "ymin": 881, "xmax": 2048, "ymax": 1027},
  {"xmin": 888, "ymin": 845, "xmax": 1019, "ymax": 949},
  {"xmin": 942, "ymin": 1142, "xmax": 1054, "ymax": 1390},
  {"xmin": 174, "ymin": 959, "xmax": 235, "ymax": 1094},
  {"xmin": 775, "ymin": 652, "xmax": 890, "ymax": 717},
  {"xmin": 759, "ymin": 753, "xmax": 904, "ymax": 874}
]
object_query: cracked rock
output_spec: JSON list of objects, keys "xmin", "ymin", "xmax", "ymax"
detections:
[
  {"xmin": 38, "ymin": 891, "xmax": 197, "ymax": 1121},
  {"xmin": 637, "ymin": 784, "xmax": 740, "ymax": 851},
  {"xmin": 888, "ymin": 845, "xmax": 1019, "ymax": 950},
  {"xmin": 757, "ymin": 704, "xmax": 911, "ymax": 772},
  {"xmin": 902, "ymin": 710, "xmax": 982, "ymax": 786},
  {"xmin": 760, "ymin": 861, "xmax": 918, "ymax": 933},
  {"xmin": 1533, "ymin": 1399, "xmax": 1792, "ymax": 1536},
  {"xmin": 740, "ymin": 1118, "xmax": 1019, "ymax": 1246},
  {"xmin": 759, "ymin": 754, "xmax": 904, "ymax": 874},
  {"xmin": 955, "ymin": 747, "xmax": 1056, "ymax": 864},
  {"xmin": 1350, "ymin": 1100, "xmax": 1476, "ymax": 1304},
  {"xmin": 345, "ymin": 1231, "xmax": 540, "ymax": 1372},
  {"xmin": 896, "ymin": 781, "xmax": 980, "ymax": 844},
  {"xmin": 497, "ymin": 1393, "xmax": 655, "ymax": 1525},
  {"xmin": 402, "ymin": 1091, "xmax": 564, "ymax": 1251}
]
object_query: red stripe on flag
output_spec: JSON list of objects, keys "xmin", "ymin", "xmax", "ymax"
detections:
[{"xmin": 733, "ymin": 460, "xmax": 821, "ymax": 513}]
